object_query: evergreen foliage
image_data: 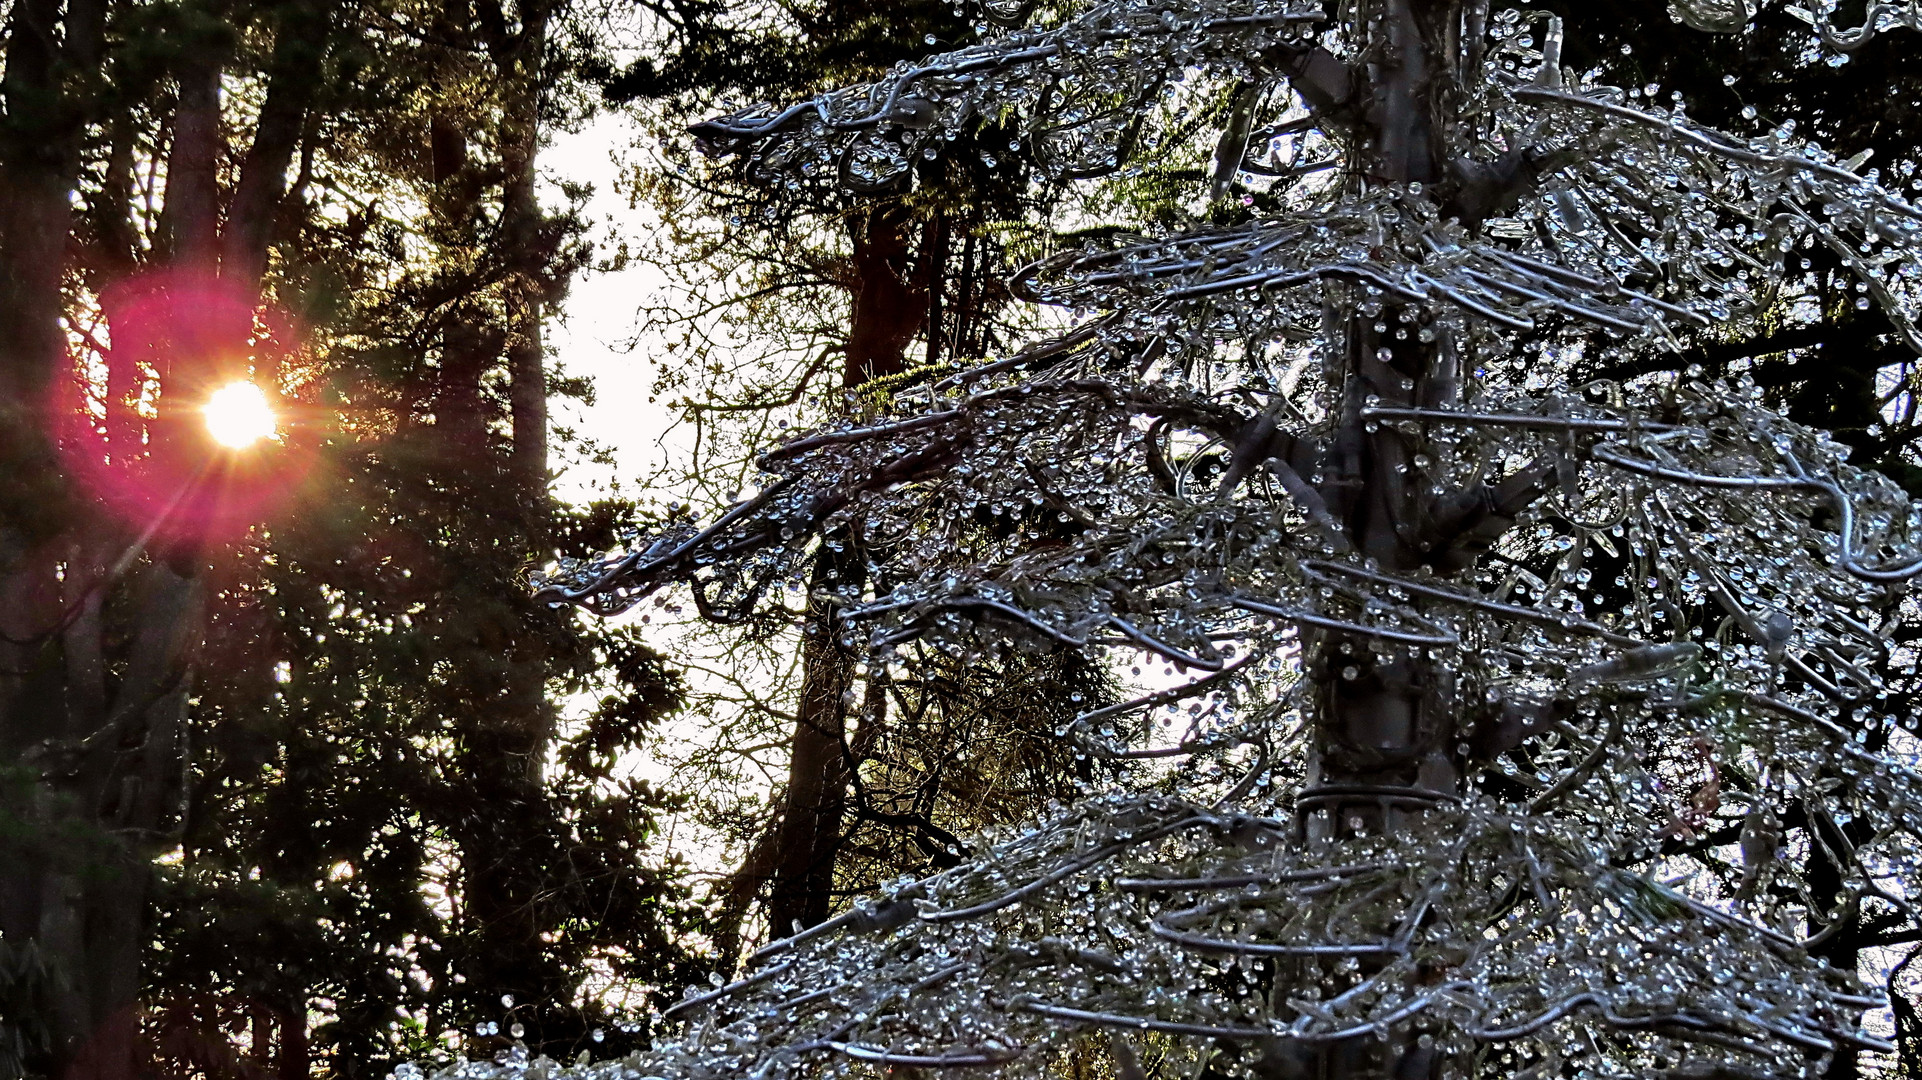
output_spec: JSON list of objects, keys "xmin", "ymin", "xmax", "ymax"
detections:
[{"xmin": 0, "ymin": 0, "xmax": 712, "ymax": 1074}]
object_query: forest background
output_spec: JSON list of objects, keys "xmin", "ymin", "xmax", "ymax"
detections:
[{"xmin": 0, "ymin": 0, "xmax": 1917, "ymax": 1078}]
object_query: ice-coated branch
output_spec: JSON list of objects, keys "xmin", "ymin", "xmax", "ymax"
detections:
[
  {"xmin": 1786, "ymin": 0, "xmax": 1922, "ymax": 49},
  {"xmin": 689, "ymin": 0, "xmax": 1330, "ymax": 189},
  {"xmin": 1512, "ymin": 86, "xmax": 1922, "ymax": 223},
  {"xmin": 609, "ymin": 799, "xmax": 1884, "ymax": 1080},
  {"xmin": 1593, "ymin": 442, "xmax": 1922, "ymax": 582}
]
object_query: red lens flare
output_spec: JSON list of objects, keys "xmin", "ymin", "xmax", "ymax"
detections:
[{"xmin": 59, "ymin": 268, "xmax": 318, "ymax": 548}]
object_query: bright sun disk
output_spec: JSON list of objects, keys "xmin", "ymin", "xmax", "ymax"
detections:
[{"xmin": 203, "ymin": 381, "xmax": 277, "ymax": 448}]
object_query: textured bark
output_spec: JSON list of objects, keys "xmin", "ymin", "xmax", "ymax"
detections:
[
  {"xmin": 1, "ymin": 561, "xmax": 201, "ymax": 1080},
  {"xmin": 1310, "ymin": 0, "xmax": 1459, "ymax": 802},
  {"xmin": 843, "ymin": 205, "xmax": 930, "ymax": 387}
]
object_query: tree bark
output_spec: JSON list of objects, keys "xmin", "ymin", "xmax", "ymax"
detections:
[
  {"xmin": 0, "ymin": 0, "xmax": 103, "ymax": 406},
  {"xmin": 843, "ymin": 205, "xmax": 929, "ymax": 387},
  {"xmin": 161, "ymin": 57, "xmax": 222, "ymax": 273},
  {"xmin": 497, "ymin": 8, "xmax": 549, "ymax": 510}
]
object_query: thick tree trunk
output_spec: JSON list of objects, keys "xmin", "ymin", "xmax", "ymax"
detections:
[
  {"xmin": 97, "ymin": 118, "xmax": 144, "ymax": 460},
  {"xmin": 438, "ymin": 312, "xmax": 498, "ymax": 451},
  {"xmin": 488, "ymin": 0, "xmax": 552, "ymax": 787},
  {"xmin": 161, "ymin": 59, "xmax": 222, "ymax": 273},
  {"xmin": 0, "ymin": 0, "xmax": 103, "ymax": 406},
  {"xmin": 1295, "ymin": 6, "xmax": 1463, "ymax": 1077},
  {"xmin": 508, "ymin": 294, "xmax": 547, "ymax": 508},
  {"xmin": 843, "ymin": 206, "xmax": 928, "ymax": 387}
]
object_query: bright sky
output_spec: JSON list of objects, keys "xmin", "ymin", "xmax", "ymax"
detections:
[{"xmin": 542, "ymin": 109, "xmax": 680, "ymax": 506}]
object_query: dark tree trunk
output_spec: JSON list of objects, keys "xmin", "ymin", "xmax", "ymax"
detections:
[
  {"xmin": 1296, "ymin": 5, "xmax": 1468, "ymax": 1076},
  {"xmin": 499, "ymin": 24, "xmax": 549, "ymax": 510},
  {"xmin": 766, "ymin": 545, "xmax": 863, "ymax": 936},
  {"xmin": 751, "ymin": 201, "xmax": 930, "ymax": 943},
  {"xmin": 922, "ymin": 213, "xmax": 949, "ymax": 368},
  {"xmin": 843, "ymin": 205, "xmax": 929, "ymax": 387},
  {"xmin": 438, "ymin": 312, "xmax": 498, "ymax": 452},
  {"xmin": 0, "ymin": 0, "xmax": 103, "ymax": 405},
  {"xmin": 223, "ymin": 0, "xmax": 334, "ymax": 297},
  {"xmin": 161, "ymin": 58, "xmax": 222, "ymax": 273},
  {"xmin": 96, "ymin": 117, "xmax": 144, "ymax": 460}
]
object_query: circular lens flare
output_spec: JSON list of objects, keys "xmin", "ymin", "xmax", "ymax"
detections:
[{"xmin": 204, "ymin": 381, "xmax": 277, "ymax": 448}]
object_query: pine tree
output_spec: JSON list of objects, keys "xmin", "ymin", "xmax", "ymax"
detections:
[
  {"xmin": 0, "ymin": 0, "xmax": 709, "ymax": 1073},
  {"xmin": 538, "ymin": 2, "xmax": 1922, "ymax": 1078}
]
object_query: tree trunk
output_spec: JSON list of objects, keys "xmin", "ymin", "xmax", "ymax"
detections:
[
  {"xmin": 843, "ymin": 205, "xmax": 929, "ymax": 387},
  {"xmin": 765, "ymin": 544, "xmax": 862, "ymax": 937},
  {"xmin": 746, "ymin": 202, "xmax": 930, "ymax": 945},
  {"xmin": 161, "ymin": 58, "xmax": 222, "ymax": 273},
  {"xmin": 500, "ymin": 27, "xmax": 549, "ymax": 512},
  {"xmin": 1297, "ymin": 5, "xmax": 1462, "ymax": 1076},
  {"xmin": 223, "ymin": 0, "xmax": 334, "ymax": 298},
  {"xmin": 0, "ymin": 0, "xmax": 103, "ymax": 406}
]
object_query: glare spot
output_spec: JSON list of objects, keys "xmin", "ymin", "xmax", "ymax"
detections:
[{"xmin": 203, "ymin": 381, "xmax": 276, "ymax": 448}]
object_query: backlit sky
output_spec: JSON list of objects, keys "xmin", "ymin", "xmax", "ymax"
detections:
[{"xmin": 543, "ymin": 109, "xmax": 679, "ymax": 506}]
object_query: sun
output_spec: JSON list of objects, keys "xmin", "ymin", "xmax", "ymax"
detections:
[{"xmin": 203, "ymin": 381, "xmax": 277, "ymax": 449}]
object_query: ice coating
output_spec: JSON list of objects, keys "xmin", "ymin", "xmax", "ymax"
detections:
[{"xmin": 527, "ymin": 4, "xmax": 1922, "ymax": 1078}]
